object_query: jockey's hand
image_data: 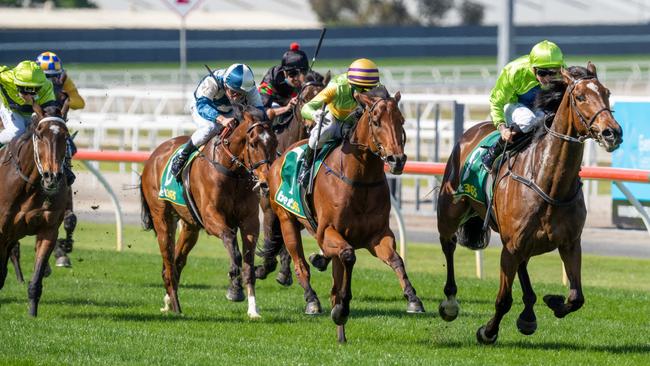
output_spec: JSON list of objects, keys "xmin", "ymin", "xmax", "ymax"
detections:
[
  {"xmin": 20, "ymin": 93, "xmax": 35, "ymax": 105},
  {"xmin": 498, "ymin": 124, "xmax": 516, "ymax": 142},
  {"xmin": 218, "ymin": 116, "xmax": 237, "ymax": 130},
  {"xmin": 288, "ymin": 97, "xmax": 298, "ymax": 107}
]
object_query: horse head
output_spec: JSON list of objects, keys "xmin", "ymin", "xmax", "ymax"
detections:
[
  {"xmin": 353, "ymin": 86, "xmax": 407, "ymax": 174},
  {"xmin": 31, "ymin": 105, "xmax": 69, "ymax": 195},
  {"xmin": 298, "ymin": 70, "xmax": 331, "ymax": 130},
  {"xmin": 231, "ymin": 103, "xmax": 278, "ymax": 196},
  {"xmin": 561, "ymin": 62, "xmax": 623, "ymax": 152}
]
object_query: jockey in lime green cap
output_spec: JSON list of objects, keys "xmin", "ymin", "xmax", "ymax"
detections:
[
  {"xmin": 483, "ymin": 40, "xmax": 565, "ymax": 170},
  {"xmin": 299, "ymin": 58, "xmax": 381, "ymax": 181},
  {"xmin": 0, "ymin": 60, "xmax": 56, "ymax": 146}
]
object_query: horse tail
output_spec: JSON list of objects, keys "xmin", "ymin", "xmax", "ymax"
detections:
[
  {"xmin": 140, "ymin": 178, "xmax": 154, "ymax": 232},
  {"xmin": 456, "ymin": 215, "xmax": 490, "ymax": 250}
]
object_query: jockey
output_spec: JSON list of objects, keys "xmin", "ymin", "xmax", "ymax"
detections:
[
  {"xmin": 0, "ymin": 61, "xmax": 56, "ymax": 146},
  {"xmin": 35, "ymin": 51, "xmax": 85, "ymax": 110},
  {"xmin": 299, "ymin": 58, "xmax": 380, "ymax": 180},
  {"xmin": 259, "ymin": 42, "xmax": 309, "ymax": 122},
  {"xmin": 482, "ymin": 40, "xmax": 565, "ymax": 170},
  {"xmin": 170, "ymin": 63, "xmax": 264, "ymax": 179}
]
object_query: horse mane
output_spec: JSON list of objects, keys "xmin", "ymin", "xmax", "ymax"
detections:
[
  {"xmin": 305, "ymin": 70, "xmax": 324, "ymax": 84},
  {"xmin": 534, "ymin": 66, "xmax": 595, "ymax": 113}
]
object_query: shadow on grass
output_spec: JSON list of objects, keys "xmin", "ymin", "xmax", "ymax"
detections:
[
  {"xmin": 62, "ymin": 310, "xmax": 293, "ymax": 324},
  {"xmin": 0, "ymin": 296, "xmax": 135, "ymax": 308},
  {"xmin": 142, "ymin": 282, "xmax": 219, "ymax": 290},
  {"xmin": 423, "ymin": 338, "xmax": 650, "ymax": 354}
]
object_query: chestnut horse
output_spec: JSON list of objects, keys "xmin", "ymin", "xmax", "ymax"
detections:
[
  {"xmin": 436, "ymin": 63, "xmax": 623, "ymax": 344},
  {"xmin": 256, "ymin": 71, "xmax": 330, "ymax": 286},
  {"xmin": 263, "ymin": 86, "xmax": 424, "ymax": 342},
  {"xmin": 140, "ymin": 104, "xmax": 277, "ymax": 318},
  {"xmin": 0, "ymin": 104, "xmax": 70, "ymax": 316}
]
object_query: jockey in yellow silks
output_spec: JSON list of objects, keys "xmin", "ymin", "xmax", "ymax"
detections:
[
  {"xmin": 299, "ymin": 58, "xmax": 381, "ymax": 180},
  {"xmin": 483, "ymin": 40, "xmax": 565, "ymax": 170},
  {"xmin": 36, "ymin": 51, "xmax": 85, "ymax": 110}
]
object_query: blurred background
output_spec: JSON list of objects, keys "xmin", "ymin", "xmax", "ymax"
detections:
[{"xmin": 2, "ymin": 0, "xmax": 649, "ymax": 241}]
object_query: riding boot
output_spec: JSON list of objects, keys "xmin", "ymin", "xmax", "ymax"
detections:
[
  {"xmin": 482, "ymin": 138, "xmax": 506, "ymax": 171},
  {"xmin": 298, "ymin": 146, "xmax": 315, "ymax": 184},
  {"xmin": 63, "ymin": 156, "xmax": 75, "ymax": 185},
  {"xmin": 170, "ymin": 141, "xmax": 197, "ymax": 180}
]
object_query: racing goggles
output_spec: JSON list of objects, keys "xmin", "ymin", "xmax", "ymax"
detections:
[
  {"xmin": 17, "ymin": 86, "xmax": 40, "ymax": 95},
  {"xmin": 285, "ymin": 68, "xmax": 306, "ymax": 78},
  {"xmin": 535, "ymin": 68, "xmax": 560, "ymax": 77}
]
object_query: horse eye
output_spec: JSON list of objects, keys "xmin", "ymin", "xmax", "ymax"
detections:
[{"xmin": 576, "ymin": 95, "xmax": 586, "ymax": 102}]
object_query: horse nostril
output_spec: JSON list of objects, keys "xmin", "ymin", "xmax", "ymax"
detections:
[
  {"xmin": 386, "ymin": 155, "xmax": 396, "ymax": 164},
  {"xmin": 602, "ymin": 128, "xmax": 613, "ymax": 138}
]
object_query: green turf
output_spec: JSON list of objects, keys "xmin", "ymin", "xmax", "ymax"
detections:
[{"xmin": 1, "ymin": 222, "xmax": 648, "ymax": 365}]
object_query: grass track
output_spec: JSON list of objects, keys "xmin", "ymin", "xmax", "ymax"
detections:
[{"xmin": 1, "ymin": 222, "xmax": 649, "ymax": 365}]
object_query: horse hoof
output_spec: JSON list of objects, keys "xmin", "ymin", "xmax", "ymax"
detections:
[
  {"xmin": 247, "ymin": 309, "xmax": 262, "ymax": 320},
  {"xmin": 406, "ymin": 299, "xmax": 425, "ymax": 313},
  {"xmin": 28, "ymin": 301, "xmax": 38, "ymax": 317},
  {"xmin": 226, "ymin": 287, "xmax": 245, "ymax": 302},
  {"xmin": 331, "ymin": 304, "xmax": 348, "ymax": 326},
  {"xmin": 516, "ymin": 316, "xmax": 537, "ymax": 335},
  {"xmin": 543, "ymin": 294, "xmax": 566, "ymax": 318},
  {"xmin": 337, "ymin": 325, "xmax": 347, "ymax": 343},
  {"xmin": 476, "ymin": 325, "xmax": 498, "ymax": 345},
  {"xmin": 55, "ymin": 255, "xmax": 72, "ymax": 268},
  {"xmin": 276, "ymin": 272, "xmax": 293, "ymax": 287},
  {"xmin": 305, "ymin": 300, "xmax": 322, "ymax": 315},
  {"xmin": 309, "ymin": 253, "xmax": 330, "ymax": 272},
  {"xmin": 438, "ymin": 299, "xmax": 459, "ymax": 322}
]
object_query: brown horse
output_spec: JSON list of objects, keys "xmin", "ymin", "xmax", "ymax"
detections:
[
  {"xmin": 263, "ymin": 86, "xmax": 424, "ymax": 343},
  {"xmin": 256, "ymin": 71, "xmax": 330, "ymax": 286},
  {"xmin": 436, "ymin": 63, "xmax": 623, "ymax": 344},
  {"xmin": 140, "ymin": 104, "xmax": 277, "ymax": 318},
  {"xmin": 0, "ymin": 103, "xmax": 71, "ymax": 316}
]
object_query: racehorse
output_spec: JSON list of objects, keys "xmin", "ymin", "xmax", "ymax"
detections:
[
  {"xmin": 0, "ymin": 102, "xmax": 71, "ymax": 316},
  {"xmin": 256, "ymin": 71, "xmax": 330, "ymax": 286},
  {"xmin": 436, "ymin": 63, "xmax": 623, "ymax": 344},
  {"xmin": 140, "ymin": 104, "xmax": 277, "ymax": 318},
  {"xmin": 262, "ymin": 86, "xmax": 424, "ymax": 342}
]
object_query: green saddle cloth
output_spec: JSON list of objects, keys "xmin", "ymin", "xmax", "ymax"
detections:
[
  {"xmin": 158, "ymin": 143, "xmax": 201, "ymax": 206},
  {"xmin": 454, "ymin": 131, "xmax": 502, "ymax": 205},
  {"xmin": 274, "ymin": 142, "xmax": 337, "ymax": 218}
]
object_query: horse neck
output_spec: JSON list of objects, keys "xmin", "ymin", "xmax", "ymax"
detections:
[
  {"xmin": 343, "ymin": 113, "xmax": 385, "ymax": 181},
  {"xmin": 535, "ymin": 93, "xmax": 584, "ymax": 198},
  {"xmin": 208, "ymin": 123, "xmax": 247, "ymax": 168}
]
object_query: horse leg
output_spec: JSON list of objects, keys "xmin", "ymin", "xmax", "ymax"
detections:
[
  {"xmin": 221, "ymin": 229, "xmax": 245, "ymax": 302},
  {"xmin": 254, "ymin": 199, "xmax": 280, "ymax": 281},
  {"xmin": 516, "ymin": 260, "xmax": 538, "ymax": 335},
  {"xmin": 54, "ymin": 206, "xmax": 76, "ymax": 268},
  {"xmin": 439, "ymin": 235, "xmax": 459, "ymax": 321},
  {"xmin": 0, "ymin": 242, "xmax": 9, "ymax": 291},
  {"xmin": 276, "ymin": 246, "xmax": 293, "ymax": 287},
  {"xmin": 477, "ymin": 249, "xmax": 518, "ymax": 344},
  {"xmin": 543, "ymin": 241, "xmax": 584, "ymax": 318},
  {"xmin": 173, "ymin": 224, "xmax": 200, "ymax": 302},
  {"xmin": 278, "ymin": 212, "xmax": 321, "ymax": 314},
  {"xmin": 368, "ymin": 231, "xmax": 424, "ymax": 313},
  {"xmin": 240, "ymin": 213, "xmax": 261, "ymax": 319},
  {"xmin": 330, "ymin": 256, "xmax": 346, "ymax": 343},
  {"xmin": 320, "ymin": 227, "xmax": 355, "ymax": 343},
  {"xmin": 153, "ymin": 213, "xmax": 180, "ymax": 314},
  {"xmin": 9, "ymin": 241, "xmax": 24, "ymax": 284},
  {"xmin": 28, "ymin": 229, "xmax": 58, "ymax": 317}
]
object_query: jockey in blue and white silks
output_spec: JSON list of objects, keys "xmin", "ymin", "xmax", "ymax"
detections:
[{"xmin": 170, "ymin": 63, "xmax": 264, "ymax": 178}]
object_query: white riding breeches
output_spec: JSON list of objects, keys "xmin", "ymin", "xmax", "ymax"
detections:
[
  {"xmin": 0, "ymin": 102, "xmax": 29, "ymax": 144},
  {"xmin": 308, "ymin": 109, "xmax": 345, "ymax": 149},
  {"xmin": 189, "ymin": 104, "xmax": 226, "ymax": 146},
  {"xmin": 504, "ymin": 103, "xmax": 545, "ymax": 133}
]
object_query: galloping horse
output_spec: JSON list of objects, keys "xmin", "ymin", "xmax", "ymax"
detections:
[
  {"xmin": 256, "ymin": 71, "xmax": 330, "ymax": 286},
  {"xmin": 0, "ymin": 103, "xmax": 71, "ymax": 316},
  {"xmin": 262, "ymin": 86, "xmax": 424, "ymax": 342},
  {"xmin": 436, "ymin": 63, "xmax": 623, "ymax": 344},
  {"xmin": 140, "ymin": 104, "xmax": 277, "ymax": 318}
]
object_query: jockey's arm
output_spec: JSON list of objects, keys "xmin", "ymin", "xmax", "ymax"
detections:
[
  {"xmin": 489, "ymin": 67, "xmax": 517, "ymax": 128},
  {"xmin": 35, "ymin": 79, "xmax": 57, "ymax": 108},
  {"xmin": 62, "ymin": 76, "xmax": 85, "ymax": 110},
  {"xmin": 301, "ymin": 84, "xmax": 335, "ymax": 121}
]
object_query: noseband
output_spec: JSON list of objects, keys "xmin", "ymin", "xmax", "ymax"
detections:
[
  {"xmin": 33, "ymin": 116, "xmax": 67, "ymax": 177},
  {"xmin": 544, "ymin": 76, "xmax": 613, "ymax": 145},
  {"xmin": 349, "ymin": 98, "xmax": 405, "ymax": 161}
]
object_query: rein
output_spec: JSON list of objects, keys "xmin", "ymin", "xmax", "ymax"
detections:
[
  {"xmin": 207, "ymin": 121, "xmax": 270, "ymax": 182},
  {"xmin": 33, "ymin": 116, "xmax": 67, "ymax": 177}
]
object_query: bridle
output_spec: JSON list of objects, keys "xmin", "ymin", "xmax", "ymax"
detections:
[
  {"xmin": 544, "ymin": 76, "xmax": 613, "ymax": 145},
  {"xmin": 291, "ymin": 79, "xmax": 324, "ymax": 127},
  {"xmin": 210, "ymin": 121, "xmax": 272, "ymax": 183},
  {"xmin": 348, "ymin": 98, "xmax": 406, "ymax": 162},
  {"xmin": 32, "ymin": 116, "xmax": 67, "ymax": 178}
]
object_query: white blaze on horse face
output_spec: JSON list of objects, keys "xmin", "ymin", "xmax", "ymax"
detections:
[
  {"xmin": 49, "ymin": 125, "xmax": 61, "ymax": 135},
  {"xmin": 259, "ymin": 129, "xmax": 271, "ymax": 145},
  {"xmin": 587, "ymin": 82, "xmax": 599, "ymax": 94}
]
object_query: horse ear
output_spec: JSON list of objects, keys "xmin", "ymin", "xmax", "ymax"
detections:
[
  {"xmin": 324, "ymin": 70, "xmax": 331, "ymax": 85},
  {"xmin": 355, "ymin": 91, "xmax": 372, "ymax": 107},
  {"xmin": 587, "ymin": 61, "xmax": 597, "ymax": 77},
  {"xmin": 231, "ymin": 103, "xmax": 244, "ymax": 121},
  {"xmin": 394, "ymin": 91, "xmax": 401, "ymax": 103},
  {"xmin": 560, "ymin": 67, "xmax": 573, "ymax": 84}
]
